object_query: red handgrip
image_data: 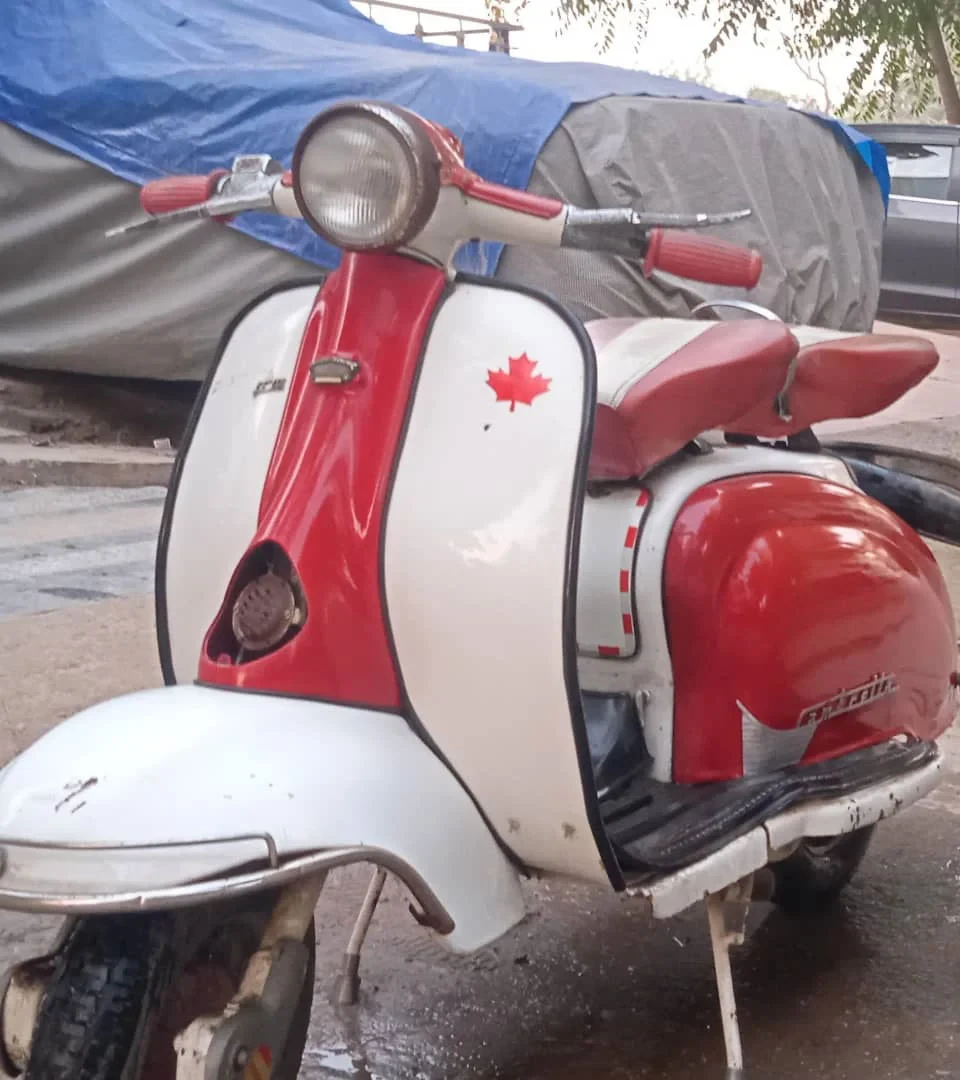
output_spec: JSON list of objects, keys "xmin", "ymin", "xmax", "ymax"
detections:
[
  {"xmin": 643, "ymin": 228, "xmax": 763, "ymax": 289},
  {"xmin": 140, "ymin": 169, "xmax": 228, "ymax": 215}
]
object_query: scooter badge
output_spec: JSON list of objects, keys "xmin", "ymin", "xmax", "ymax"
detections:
[{"xmin": 486, "ymin": 353, "xmax": 551, "ymax": 411}]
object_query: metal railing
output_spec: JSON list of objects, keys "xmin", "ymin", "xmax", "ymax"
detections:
[{"xmin": 358, "ymin": 0, "xmax": 523, "ymax": 53}]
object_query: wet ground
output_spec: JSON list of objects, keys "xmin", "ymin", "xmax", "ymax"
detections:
[{"xmin": 0, "ymin": 486, "xmax": 959, "ymax": 1079}]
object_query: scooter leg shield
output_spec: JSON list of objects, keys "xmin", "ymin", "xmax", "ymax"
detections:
[{"xmin": 0, "ymin": 685, "xmax": 525, "ymax": 954}]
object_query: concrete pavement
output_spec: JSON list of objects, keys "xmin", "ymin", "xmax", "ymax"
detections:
[{"xmin": 0, "ymin": 486, "xmax": 164, "ymax": 618}]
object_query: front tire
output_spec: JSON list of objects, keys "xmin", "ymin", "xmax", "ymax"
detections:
[
  {"xmin": 25, "ymin": 895, "xmax": 315, "ymax": 1080},
  {"xmin": 770, "ymin": 825, "xmax": 876, "ymax": 914}
]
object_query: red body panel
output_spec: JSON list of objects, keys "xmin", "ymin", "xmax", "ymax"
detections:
[
  {"xmin": 665, "ymin": 474, "xmax": 957, "ymax": 783},
  {"xmin": 198, "ymin": 253, "xmax": 447, "ymax": 707},
  {"xmin": 419, "ymin": 113, "xmax": 565, "ymax": 219}
]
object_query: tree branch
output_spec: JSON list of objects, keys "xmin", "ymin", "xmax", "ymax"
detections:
[{"xmin": 921, "ymin": 9, "xmax": 960, "ymax": 122}]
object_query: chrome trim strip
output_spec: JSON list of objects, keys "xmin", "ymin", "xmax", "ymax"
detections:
[
  {"xmin": 889, "ymin": 194, "xmax": 959, "ymax": 207},
  {"xmin": 0, "ymin": 845, "xmax": 455, "ymax": 934},
  {"xmin": 690, "ymin": 299, "xmax": 781, "ymax": 322},
  {"xmin": 0, "ymin": 832, "xmax": 281, "ymax": 868}
]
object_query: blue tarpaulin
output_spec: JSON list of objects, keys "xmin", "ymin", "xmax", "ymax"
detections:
[{"xmin": 0, "ymin": 0, "xmax": 890, "ymax": 274}]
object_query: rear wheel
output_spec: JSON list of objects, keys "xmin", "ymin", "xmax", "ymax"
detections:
[
  {"xmin": 769, "ymin": 825, "xmax": 876, "ymax": 914},
  {"xmin": 24, "ymin": 894, "xmax": 315, "ymax": 1080}
]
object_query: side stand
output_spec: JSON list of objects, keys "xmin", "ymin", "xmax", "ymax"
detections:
[
  {"xmin": 334, "ymin": 867, "xmax": 388, "ymax": 1007},
  {"xmin": 705, "ymin": 875, "xmax": 753, "ymax": 1079}
]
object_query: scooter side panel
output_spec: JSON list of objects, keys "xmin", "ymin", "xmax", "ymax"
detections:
[
  {"xmin": 157, "ymin": 284, "xmax": 321, "ymax": 684},
  {"xmin": 577, "ymin": 447, "xmax": 858, "ymax": 782},
  {"xmin": 384, "ymin": 280, "xmax": 616, "ymax": 885},
  {"xmin": 666, "ymin": 473, "xmax": 957, "ymax": 783}
]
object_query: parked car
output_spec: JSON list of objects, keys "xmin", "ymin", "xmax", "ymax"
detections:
[{"xmin": 854, "ymin": 122, "xmax": 960, "ymax": 326}]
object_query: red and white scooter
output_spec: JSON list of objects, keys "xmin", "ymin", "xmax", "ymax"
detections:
[{"xmin": 0, "ymin": 101, "xmax": 956, "ymax": 1080}]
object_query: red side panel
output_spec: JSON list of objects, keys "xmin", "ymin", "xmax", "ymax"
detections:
[
  {"xmin": 665, "ymin": 474, "xmax": 957, "ymax": 783},
  {"xmin": 728, "ymin": 334, "xmax": 939, "ymax": 438},
  {"xmin": 198, "ymin": 254, "xmax": 447, "ymax": 708}
]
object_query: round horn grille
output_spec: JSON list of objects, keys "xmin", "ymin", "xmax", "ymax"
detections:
[{"xmin": 231, "ymin": 572, "xmax": 297, "ymax": 652}]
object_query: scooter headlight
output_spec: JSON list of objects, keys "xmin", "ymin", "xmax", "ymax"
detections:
[{"xmin": 292, "ymin": 102, "xmax": 441, "ymax": 252}]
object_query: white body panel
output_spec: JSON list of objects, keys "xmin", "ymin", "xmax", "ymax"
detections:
[
  {"xmin": 162, "ymin": 285, "xmax": 318, "ymax": 683},
  {"xmin": 576, "ymin": 488, "xmax": 648, "ymax": 659},
  {"xmin": 0, "ymin": 686, "xmax": 524, "ymax": 953},
  {"xmin": 578, "ymin": 446, "xmax": 857, "ymax": 782},
  {"xmin": 385, "ymin": 282, "xmax": 607, "ymax": 883}
]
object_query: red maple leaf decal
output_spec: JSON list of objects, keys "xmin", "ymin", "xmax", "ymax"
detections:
[{"xmin": 486, "ymin": 353, "xmax": 551, "ymax": 412}]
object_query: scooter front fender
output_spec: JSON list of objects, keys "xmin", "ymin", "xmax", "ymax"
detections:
[{"xmin": 0, "ymin": 686, "xmax": 525, "ymax": 953}]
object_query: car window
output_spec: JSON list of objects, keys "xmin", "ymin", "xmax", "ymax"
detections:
[{"xmin": 884, "ymin": 142, "xmax": 954, "ymax": 200}]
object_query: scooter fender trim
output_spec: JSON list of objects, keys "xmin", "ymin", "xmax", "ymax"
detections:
[{"xmin": 0, "ymin": 686, "xmax": 525, "ymax": 954}]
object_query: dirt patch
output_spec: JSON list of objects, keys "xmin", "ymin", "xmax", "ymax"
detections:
[{"xmin": 0, "ymin": 365, "xmax": 196, "ymax": 450}]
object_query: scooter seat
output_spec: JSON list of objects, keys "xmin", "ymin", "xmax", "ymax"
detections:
[
  {"xmin": 585, "ymin": 318, "xmax": 939, "ymax": 482},
  {"xmin": 726, "ymin": 332, "xmax": 938, "ymax": 437},
  {"xmin": 586, "ymin": 319, "xmax": 798, "ymax": 481}
]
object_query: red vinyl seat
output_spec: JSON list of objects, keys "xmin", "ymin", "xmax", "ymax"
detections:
[
  {"xmin": 588, "ymin": 321, "xmax": 797, "ymax": 480},
  {"xmin": 587, "ymin": 322, "xmax": 939, "ymax": 482}
]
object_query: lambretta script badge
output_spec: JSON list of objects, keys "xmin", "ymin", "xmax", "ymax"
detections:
[
  {"xmin": 797, "ymin": 673, "xmax": 899, "ymax": 728},
  {"xmin": 253, "ymin": 376, "xmax": 287, "ymax": 398},
  {"xmin": 739, "ymin": 672, "xmax": 899, "ymax": 775}
]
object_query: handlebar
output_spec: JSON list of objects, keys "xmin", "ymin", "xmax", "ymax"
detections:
[
  {"xmin": 643, "ymin": 228, "xmax": 763, "ymax": 289},
  {"xmin": 113, "ymin": 158, "xmax": 764, "ymax": 293}
]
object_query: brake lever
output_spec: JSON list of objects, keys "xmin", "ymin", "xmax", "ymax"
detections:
[
  {"xmin": 560, "ymin": 206, "xmax": 751, "ymax": 258},
  {"xmin": 629, "ymin": 208, "xmax": 751, "ymax": 228},
  {"xmin": 106, "ymin": 204, "xmax": 215, "ymax": 238}
]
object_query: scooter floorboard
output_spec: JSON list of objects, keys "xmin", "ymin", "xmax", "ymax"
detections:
[{"xmin": 602, "ymin": 738, "xmax": 937, "ymax": 874}]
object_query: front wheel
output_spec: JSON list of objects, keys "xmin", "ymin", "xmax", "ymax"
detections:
[
  {"xmin": 24, "ymin": 894, "xmax": 315, "ymax": 1080},
  {"xmin": 769, "ymin": 825, "xmax": 876, "ymax": 914}
]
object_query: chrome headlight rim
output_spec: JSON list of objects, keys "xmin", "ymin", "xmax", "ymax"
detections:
[{"xmin": 291, "ymin": 100, "xmax": 442, "ymax": 252}]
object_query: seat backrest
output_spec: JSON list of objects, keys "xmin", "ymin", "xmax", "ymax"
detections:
[{"xmin": 727, "ymin": 334, "xmax": 939, "ymax": 438}]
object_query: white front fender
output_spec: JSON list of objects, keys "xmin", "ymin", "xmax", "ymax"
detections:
[{"xmin": 0, "ymin": 686, "xmax": 525, "ymax": 953}]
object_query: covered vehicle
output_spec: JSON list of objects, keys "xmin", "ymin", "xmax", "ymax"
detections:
[{"xmin": 0, "ymin": 0, "xmax": 889, "ymax": 381}]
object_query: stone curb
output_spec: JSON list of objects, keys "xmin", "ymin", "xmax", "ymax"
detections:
[{"xmin": 0, "ymin": 444, "xmax": 175, "ymax": 489}]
